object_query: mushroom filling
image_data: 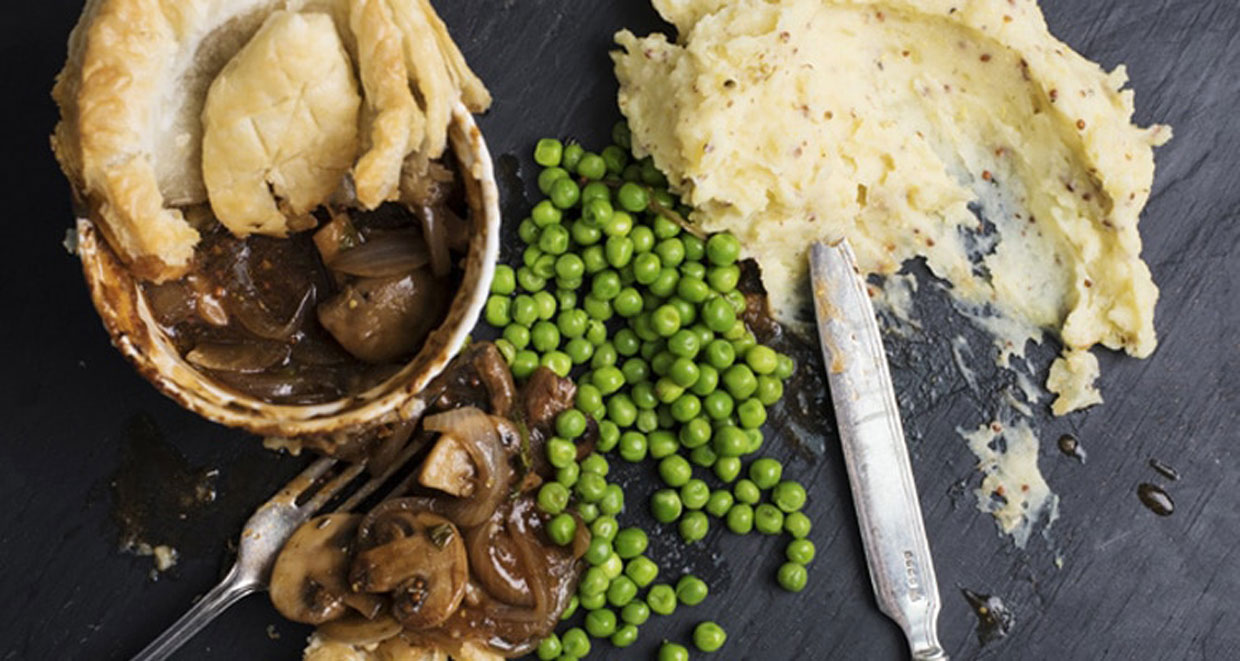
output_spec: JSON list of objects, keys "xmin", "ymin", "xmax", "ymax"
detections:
[
  {"xmin": 141, "ymin": 158, "xmax": 470, "ymax": 405},
  {"xmin": 269, "ymin": 345, "xmax": 588, "ymax": 658}
]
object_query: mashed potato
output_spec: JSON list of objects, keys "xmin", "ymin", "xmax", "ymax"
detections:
[{"xmin": 614, "ymin": 0, "xmax": 1170, "ymax": 414}]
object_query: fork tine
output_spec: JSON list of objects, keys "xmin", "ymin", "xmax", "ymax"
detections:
[
  {"xmin": 336, "ymin": 434, "xmax": 432, "ymax": 513},
  {"xmin": 271, "ymin": 456, "xmax": 338, "ymax": 506},
  {"xmin": 300, "ymin": 461, "xmax": 368, "ymax": 514}
]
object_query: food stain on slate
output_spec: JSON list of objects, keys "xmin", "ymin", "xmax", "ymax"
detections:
[
  {"xmin": 1057, "ymin": 434, "xmax": 1087, "ymax": 463},
  {"xmin": 1148, "ymin": 458, "xmax": 1180, "ymax": 481},
  {"xmin": 961, "ymin": 587, "xmax": 1015, "ymax": 646},
  {"xmin": 1137, "ymin": 483, "xmax": 1175, "ymax": 516},
  {"xmin": 110, "ymin": 414, "xmax": 219, "ymax": 577}
]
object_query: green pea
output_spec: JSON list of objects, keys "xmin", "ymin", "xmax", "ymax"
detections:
[
  {"xmin": 532, "ymin": 199, "xmax": 562, "ymax": 227},
  {"xmin": 650, "ymin": 304, "xmax": 680, "ymax": 338},
  {"xmin": 676, "ymin": 275, "xmax": 711, "ymax": 304},
  {"xmin": 775, "ymin": 353, "xmax": 796, "ymax": 380},
  {"xmin": 580, "ymin": 590, "xmax": 606, "ymax": 611},
  {"xmin": 631, "ymin": 383, "xmax": 658, "ymax": 411},
  {"xmin": 707, "ymin": 264, "xmax": 741, "ymax": 293},
  {"xmin": 620, "ymin": 357, "xmax": 649, "ymax": 384},
  {"xmin": 613, "ymin": 287, "xmax": 643, "ymax": 317},
  {"xmin": 745, "ymin": 344, "xmax": 779, "ymax": 375},
  {"xmin": 585, "ymin": 535, "xmax": 613, "ymax": 566},
  {"xmin": 668, "ymin": 297, "xmax": 696, "ymax": 327},
  {"xmin": 736, "ymin": 398, "xmax": 767, "ymax": 430},
  {"xmin": 693, "ymin": 621, "xmax": 728, "ymax": 652},
  {"xmin": 703, "ymin": 391, "xmax": 734, "ymax": 421},
  {"xmin": 604, "ymin": 236, "xmax": 634, "ymax": 270},
  {"xmin": 553, "ymin": 254, "xmax": 584, "ymax": 282},
  {"xmin": 689, "ymin": 444, "xmax": 717, "ymax": 468},
  {"xmin": 726, "ymin": 503, "xmax": 754, "ymax": 534},
  {"xmin": 583, "ymin": 294, "xmax": 613, "ymax": 321},
  {"xmin": 533, "ymin": 254, "xmax": 557, "ymax": 280},
  {"xmin": 648, "ymin": 583, "xmax": 677, "ymax": 616},
  {"xmin": 596, "ymin": 420, "xmax": 620, "ymax": 453},
  {"xmin": 612, "ymin": 120, "xmax": 633, "ymax": 149},
  {"xmin": 561, "ymin": 595, "xmax": 579, "ymax": 622},
  {"xmin": 650, "ymin": 267, "xmax": 680, "ymax": 298},
  {"xmin": 777, "ymin": 562, "xmax": 809, "ymax": 593},
  {"xmin": 534, "ymin": 138, "xmax": 564, "ymax": 167},
  {"xmin": 658, "ymin": 455, "xmax": 692, "ymax": 488},
  {"xmin": 655, "ymin": 237, "xmax": 686, "ymax": 269},
  {"xmin": 583, "ymin": 198, "xmax": 614, "ymax": 229},
  {"xmin": 667, "ymin": 329, "xmax": 700, "ymax": 360},
  {"xmin": 723, "ymin": 318, "xmax": 748, "ymax": 341},
  {"xmin": 491, "ymin": 264, "xmax": 516, "ymax": 295},
  {"xmin": 578, "ymin": 179, "xmax": 607, "ymax": 206},
  {"xmin": 611, "ymin": 624, "xmax": 639, "ymax": 648},
  {"xmin": 772, "ymin": 480, "xmax": 808, "ymax": 512},
  {"xmin": 702, "ymin": 296, "xmax": 737, "ymax": 333},
  {"xmin": 613, "ymin": 181, "xmax": 647, "ymax": 213},
  {"xmin": 511, "ymin": 350, "xmax": 539, "ymax": 379},
  {"xmin": 722, "ymin": 364, "xmax": 758, "ymax": 399},
  {"xmin": 538, "ymin": 482, "xmax": 571, "ymax": 514},
  {"xmin": 539, "ymin": 224, "xmax": 570, "ymax": 255},
  {"xmin": 553, "ymin": 409, "xmax": 585, "ymax": 440},
  {"xmin": 592, "ymin": 342, "xmax": 618, "ymax": 370},
  {"xmin": 706, "ymin": 232, "xmax": 741, "ymax": 265},
  {"xmin": 654, "ymin": 377, "xmax": 684, "ymax": 405},
  {"xmin": 669, "ymin": 357, "xmax": 700, "ymax": 388},
  {"xmin": 787, "ymin": 538, "xmax": 816, "ymax": 565},
  {"xmin": 548, "ymin": 513, "xmax": 577, "ymax": 546},
  {"xmin": 659, "ymin": 642, "xmax": 690, "ymax": 661},
  {"xmin": 630, "ymin": 225, "xmax": 655, "ymax": 253},
  {"xmin": 580, "ymin": 453, "xmax": 609, "ymax": 477},
  {"xmin": 560, "ymin": 142, "xmax": 584, "ymax": 171},
  {"xmin": 571, "ymin": 219, "xmax": 603, "ymax": 246},
  {"xmin": 556, "ymin": 462, "xmax": 580, "ymax": 487},
  {"xmin": 518, "ymin": 218, "xmax": 540, "ymax": 244},
  {"xmin": 577, "ymin": 502, "xmax": 599, "ymax": 524},
  {"xmin": 632, "ymin": 252, "xmax": 661, "ymax": 285},
  {"xmin": 755, "ymin": 503, "xmax": 785, "ymax": 535},
  {"xmin": 599, "ymin": 484, "xmax": 625, "ymax": 516},
  {"xmin": 584, "ymin": 607, "xmax": 617, "ymax": 638},
  {"xmin": 485, "ymin": 295, "xmax": 511, "ymax": 327},
  {"xmin": 530, "ymin": 321, "xmax": 560, "ymax": 353},
  {"xmin": 618, "ymin": 431, "xmax": 648, "ymax": 463},
  {"xmin": 607, "ymin": 393, "xmax": 638, "ymax": 428},
  {"xmin": 746, "ymin": 459, "xmax": 780, "ymax": 490},
  {"xmin": 756, "ymin": 375, "xmax": 784, "ymax": 406},
  {"xmin": 599, "ymin": 552, "xmax": 624, "ymax": 579},
  {"xmin": 712, "ymin": 425, "xmax": 749, "ymax": 457},
  {"xmin": 538, "ymin": 166, "xmax": 569, "ymax": 196},
  {"xmin": 515, "ymin": 269, "xmax": 547, "ymax": 298},
  {"xmin": 580, "ymin": 245, "xmax": 606, "ymax": 275},
  {"xmin": 625, "ymin": 557, "xmax": 659, "ymax": 589},
  {"xmin": 725, "ymin": 289, "xmax": 748, "ymax": 314},
  {"xmin": 583, "ymin": 318, "xmax": 605, "ymax": 346},
  {"xmin": 590, "ymin": 366, "xmax": 624, "ymax": 395},
  {"xmin": 652, "ymin": 214, "xmax": 680, "ymax": 239},
  {"xmin": 784, "ymin": 511, "xmax": 812, "ymax": 539},
  {"xmin": 561, "ymin": 627, "xmax": 590, "ymax": 657},
  {"xmin": 576, "ymin": 152, "xmax": 606, "ymax": 180},
  {"xmin": 651, "ymin": 488, "xmax": 683, "ymax": 523},
  {"xmin": 500, "ymin": 325, "xmax": 529, "ymax": 352},
  {"xmin": 690, "ymin": 364, "xmax": 719, "ymax": 397},
  {"xmin": 550, "ymin": 177, "xmax": 581, "ymax": 209},
  {"xmin": 734, "ymin": 479, "xmax": 761, "ymax": 505},
  {"xmin": 648, "ymin": 430, "xmax": 678, "ymax": 459},
  {"xmin": 560, "ymin": 309, "xmax": 590, "ymax": 339},
  {"xmin": 679, "ymin": 510, "xmax": 709, "ymax": 543},
  {"xmin": 576, "ymin": 472, "xmax": 607, "ymax": 502},
  {"xmin": 680, "ymin": 479, "xmax": 710, "ymax": 510},
  {"xmin": 546, "ymin": 436, "xmax": 576, "ymax": 468},
  {"xmin": 606, "ymin": 210, "xmax": 634, "ymax": 237},
  {"xmin": 713, "ymin": 456, "xmax": 742, "ymax": 483},
  {"xmin": 680, "ymin": 261, "xmax": 707, "ymax": 281},
  {"xmin": 670, "ymin": 416, "xmax": 706, "ymax": 450},
  {"xmin": 704, "ymin": 339, "xmax": 736, "ymax": 369},
  {"xmin": 565, "ymin": 337, "xmax": 594, "ymax": 365},
  {"xmin": 705, "ymin": 490, "xmax": 734, "ymax": 517},
  {"xmin": 607, "ymin": 575, "xmax": 638, "ymax": 608},
  {"xmin": 537, "ymin": 632, "xmax": 562, "ymax": 660}
]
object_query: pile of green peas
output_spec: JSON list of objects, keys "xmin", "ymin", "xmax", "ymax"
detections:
[{"xmin": 488, "ymin": 125, "xmax": 814, "ymax": 658}]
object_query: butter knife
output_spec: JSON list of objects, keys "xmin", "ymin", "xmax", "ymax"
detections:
[{"xmin": 809, "ymin": 241, "xmax": 948, "ymax": 661}]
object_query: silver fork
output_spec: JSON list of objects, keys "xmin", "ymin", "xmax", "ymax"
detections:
[{"xmin": 132, "ymin": 435, "xmax": 429, "ymax": 661}]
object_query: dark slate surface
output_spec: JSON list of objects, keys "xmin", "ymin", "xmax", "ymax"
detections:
[{"xmin": 1, "ymin": 1, "xmax": 1237, "ymax": 660}]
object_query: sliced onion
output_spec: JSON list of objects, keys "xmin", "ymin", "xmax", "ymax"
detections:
[
  {"xmin": 466, "ymin": 516, "xmax": 532, "ymax": 608},
  {"xmin": 328, "ymin": 231, "xmax": 430, "ymax": 278},
  {"xmin": 187, "ymin": 341, "xmax": 290, "ymax": 373},
  {"xmin": 228, "ymin": 286, "xmax": 316, "ymax": 342},
  {"xmin": 423, "ymin": 407, "xmax": 511, "ymax": 527},
  {"xmin": 419, "ymin": 205, "xmax": 452, "ymax": 278}
]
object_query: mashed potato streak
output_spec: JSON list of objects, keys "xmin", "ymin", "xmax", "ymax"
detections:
[{"xmin": 614, "ymin": 0, "xmax": 1170, "ymax": 413}]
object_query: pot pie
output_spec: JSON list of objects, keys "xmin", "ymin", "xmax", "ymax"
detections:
[{"xmin": 52, "ymin": 0, "xmax": 501, "ymax": 441}]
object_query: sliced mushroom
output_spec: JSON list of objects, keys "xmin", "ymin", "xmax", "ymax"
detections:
[
  {"xmin": 419, "ymin": 432, "xmax": 477, "ymax": 497},
  {"xmin": 269, "ymin": 513, "xmax": 360, "ymax": 624},
  {"xmin": 316, "ymin": 269, "xmax": 447, "ymax": 363},
  {"xmin": 349, "ymin": 510, "xmax": 467, "ymax": 630}
]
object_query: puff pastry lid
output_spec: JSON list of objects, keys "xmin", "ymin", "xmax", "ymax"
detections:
[{"xmin": 53, "ymin": 0, "xmax": 490, "ymax": 282}]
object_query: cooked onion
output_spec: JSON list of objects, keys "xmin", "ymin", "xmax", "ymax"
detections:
[
  {"xmin": 419, "ymin": 205, "xmax": 452, "ymax": 278},
  {"xmin": 328, "ymin": 230, "xmax": 430, "ymax": 278},
  {"xmin": 228, "ymin": 285, "xmax": 316, "ymax": 342},
  {"xmin": 466, "ymin": 516, "xmax": 532, "ymax": 608},
  {"xmin": 422, "ymin": 408, "xmax": 512, "ymax": 527},
  {"xmin": 186, "ymin": 340, "xmax": 290, "ymax": 373}
]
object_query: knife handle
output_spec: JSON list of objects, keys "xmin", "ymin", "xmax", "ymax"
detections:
[{"xmin": 809, "ymin": 242, "xmax": 948, "ymax": 661}]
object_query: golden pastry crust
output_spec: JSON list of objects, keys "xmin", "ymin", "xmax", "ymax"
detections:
[{"xmin": 53, "ymin": 0, "xmax": 491, "ymax": 282}]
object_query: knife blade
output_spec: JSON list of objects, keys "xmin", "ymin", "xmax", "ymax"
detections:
[{"xmin": 809, "ymin": 240, "xmax": 948, "ymax": 661}]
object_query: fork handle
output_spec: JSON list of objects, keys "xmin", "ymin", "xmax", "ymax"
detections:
[{"xmin": 131, "ymin": 563, "xmax": 260, "ymax": 661}]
